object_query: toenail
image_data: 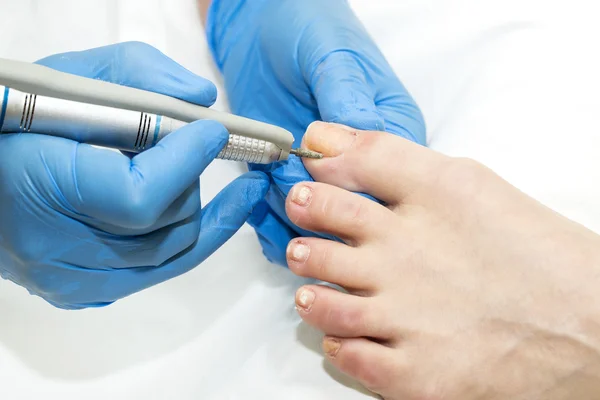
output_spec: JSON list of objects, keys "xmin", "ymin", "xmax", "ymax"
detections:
[
  {"xmin": 323, "ymin": 337, "xmax": 341, "ymax": 358},
  {"xmin": 291, "ymin": 185, "xmax": 312, "ymax": 207},
  {"xmin": 305, "ymin": 122, "xmax": 358, "ymax": 157},
  {"xmin": 296, "ymin": 288, "xmax": 315, "ymax": 311},
  {"xmin": 287, "ymin": 241, "xmax": 310, "ymax": 263}
]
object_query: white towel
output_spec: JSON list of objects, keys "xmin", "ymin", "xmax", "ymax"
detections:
[{"xmin": 0, "ymin": 0, "xmax": 598, "ymax": 398}]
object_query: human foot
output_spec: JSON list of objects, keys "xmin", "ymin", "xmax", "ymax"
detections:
[{"xmin": 285, "ymin": 122, "xmax": 600, "ymax": 399}]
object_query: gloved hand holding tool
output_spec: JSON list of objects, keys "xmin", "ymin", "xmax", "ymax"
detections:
[{"xmin": 0, "ymin": 42, "xmax": 269, "ymax": 310}]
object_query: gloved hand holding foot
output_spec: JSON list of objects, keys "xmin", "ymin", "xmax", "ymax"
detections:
[
  {"xmin": 0, "ymin": 42, "xmax": 269, "ymax": 310},
  {"xmin": 203, "ymin": 0, "xmax": 426, "ymax": 266}
]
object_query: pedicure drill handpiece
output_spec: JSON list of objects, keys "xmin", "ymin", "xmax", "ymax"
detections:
[{"xmin": 0, "ymin": 58, "xmax": 322, "ymax": 164}]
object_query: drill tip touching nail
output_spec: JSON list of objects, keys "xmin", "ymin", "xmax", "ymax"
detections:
[{"xmin": 290, "ymin": 148, "xmax": 323, "ymax": 159}]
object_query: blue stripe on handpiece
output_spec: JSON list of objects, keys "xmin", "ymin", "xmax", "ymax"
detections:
[
  {"xmin": 0, "ymin": 87, "xmax": 9, "ymax": 133},
  {"xmin": 152, "ymin": 115, "xmax": 162, "ymax": 146}
]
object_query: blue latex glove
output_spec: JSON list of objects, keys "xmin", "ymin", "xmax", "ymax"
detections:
[
  {"xmin": 0, "ymin": 42, "xmax": 269, "ymax": 310},
  {"xmin": 206, "ymin": 0, "xmax": 426, "ymax": 266}
]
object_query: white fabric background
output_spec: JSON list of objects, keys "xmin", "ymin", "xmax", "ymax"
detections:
[{"xmin": 0, "ymin": 0, "xmax": 599, "ymax": 399}]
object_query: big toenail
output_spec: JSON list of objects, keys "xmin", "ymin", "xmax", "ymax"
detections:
[
  {"xmin": 305, "ymin": 122, "xmax": 359, "ymax": 157},
  {"xmin": 291, "ymin": 185, "xmax": 312, "ymax": 207},
  {"xmin": 288, "ymin": 241, "xmax": 310, "ymax": 263},
  {"xmin": 296, "ymin": 288, "xmax": 315, "ymax": 311},
  {"xmin": 323, "ymin": 337, "xmax": 341, "ymax": 358}
]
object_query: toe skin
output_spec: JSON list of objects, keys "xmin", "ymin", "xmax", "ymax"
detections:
[
  {"xmin": 301, "ymin": 121, "xmax": 442, "ymax": 206},
  {"xmin": 287, "ymin": 237, "xmax": 378, "ymax": 291},
  {"xmin": 286, "ymin": 182, "xmax": 395, "ymax": 246},
  {"xmin": 296, "ymin": 285, "xmax": 392, "ymax": 339},
  {"xmin": 323, "ymin": 336, "xmax": 401, "ymax": 396}
]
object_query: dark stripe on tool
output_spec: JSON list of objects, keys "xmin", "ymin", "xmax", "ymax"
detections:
[
  {"xmin": 140, "ymin": 114, "xmax": 148, "ymax": 150},
  {"xmin": 134, "ymin": 112, "xmax": 144, "ymax": 148},
  {"xmin": 142, "ymin": 116, "xmax": 151, "ymax": 149},
  {"xmin": 23, "ymin": 94, "xmax": 33, "ymax": 131},
  {"xmin": 26, "ymin": 95, "xmax": 37, "ymax": 131},
  {"xmin": 19, "ymin": 94, "xmax": 29, "ymax": 129}
]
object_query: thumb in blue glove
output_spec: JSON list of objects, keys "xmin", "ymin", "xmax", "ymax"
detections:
[{"xmin": 0, "ymin": 42, "xmax": 269, "ymax": 309}]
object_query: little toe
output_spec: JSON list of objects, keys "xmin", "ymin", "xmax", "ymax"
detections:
[
  {"xmin": 287, "ymin": 238, "xmax": 378, "ymax": 291},
  {"xmin": 286, "ymin": 182, "xmax": 396, "ymax": 245},
  {"xmin": 295, "ymin": 285, "xmax": 392, "ymax": 339},
  {"xmin": 322, "ymin": 336, "xmax": 402, "ymax": 397}
]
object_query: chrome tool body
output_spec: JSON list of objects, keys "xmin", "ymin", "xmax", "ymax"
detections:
[{"xmin": 0, "ymin": 58, "xmax": 322, "ymax": 163}]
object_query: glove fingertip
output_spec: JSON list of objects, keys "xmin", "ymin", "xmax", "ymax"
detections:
[
  {"xmin": 201, "ymin": 79, "xmax": 219, "ymax": 106},
  {"xmin": 243, "ymin": 171, "xmax": 271, "ymax": 209},
  {"xmin": 117, "ymin": 41, "xmax": 219, "ymax": 106},
  {"xmin": 247, "ymin": 199, "xmax": 271, "ymax": 228},
  {"xmin": 269, "ymin": 157, "xmax": 315, "ymax": 198},
  {"xmin": 204, "ymin": 171, "xmax": 270, "ymax": 222},
  {"xmin": 168, "ymin": 70, "xmax": 218, "ymax": 107},
  {"xmin": 249, "ymin": 206, "xmax": 297, "ymax": 267}
]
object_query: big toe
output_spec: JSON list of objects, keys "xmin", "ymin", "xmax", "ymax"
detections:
[{"xmin": 301, "ymin": 121, "xmax": 442, "ymax": 207}]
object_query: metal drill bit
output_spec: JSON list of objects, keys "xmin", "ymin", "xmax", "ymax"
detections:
[{"xmin": 290, "ymin": 148, "xmax": 323, "ymax": 159}]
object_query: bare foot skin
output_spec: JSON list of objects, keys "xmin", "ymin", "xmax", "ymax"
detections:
[{"xmin": 286, "ymin": 122, "xmax": 600, "ymax": 399}]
